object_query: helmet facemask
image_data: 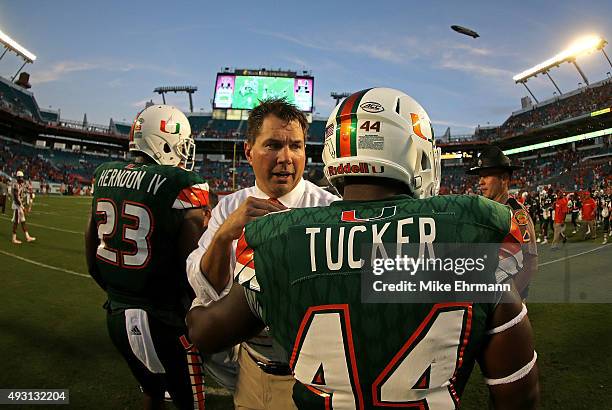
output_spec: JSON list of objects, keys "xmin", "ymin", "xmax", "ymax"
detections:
[{"xmin": 176, "ymin": 137, "xmax": 196, "ymax": 170}]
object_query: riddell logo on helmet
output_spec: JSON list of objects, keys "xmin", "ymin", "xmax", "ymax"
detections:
[{"xmin": 327, "ymin": 163, "xmax": 385, "ymax": 176}]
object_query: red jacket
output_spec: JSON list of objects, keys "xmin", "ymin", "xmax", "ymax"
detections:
[
  {"xmin": 581, "ymin": 197, "xmax": 596, "ymax": 221},
  {"xmin": 554, "ymin": 197, "xmax": 569, "ymax": 224}
]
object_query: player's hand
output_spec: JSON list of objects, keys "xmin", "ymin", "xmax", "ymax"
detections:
[{"xmin": 218, "ymin": 197, "xmax": 287, "ymax": 241}]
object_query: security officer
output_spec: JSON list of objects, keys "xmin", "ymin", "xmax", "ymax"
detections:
[{"xmin": 467, "ymin": 145, "xmax": 538, "ymax": 299}]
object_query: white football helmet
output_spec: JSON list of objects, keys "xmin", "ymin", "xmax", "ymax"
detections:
[
  {"xmin": 323, "ymin": 87, "xmax": 441, "ymax": 198},
  {"xmin": 16, "ymin": 170, "xmax": 24, "ymax": 178},
  {"xmin": 129, "ymin": 105, "xmax": 196, "ymax": 170}
]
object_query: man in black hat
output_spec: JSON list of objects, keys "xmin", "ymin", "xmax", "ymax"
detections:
[{"xmin": 467, "ymin": 145, "xmax": 538, "ymax": 299}]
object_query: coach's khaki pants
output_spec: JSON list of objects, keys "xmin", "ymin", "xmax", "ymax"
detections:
[
  {"xmin": 582, "ymin": 220, "xmax": 596, "ymax": 239},
  {"xmin": 234, "ymin": 347, "xmax": 297, "ymax": 410},
  {"xmin": 552, "ymin": 222, "xmax": 565, "ymax": 245}
]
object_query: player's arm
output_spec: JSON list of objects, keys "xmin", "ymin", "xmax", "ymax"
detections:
[
  {"xmin": 177, "ymin": 208, "xmax": 206, "ymax": 263},
  {"xmin": 187, "ymin": 284, "xmax": 264, "ymax": 353},
  {"xmin": 479, "ymin": 207, "xmax": 539, "ymax": 409},
  {"xmin": 479, "ymin": 288, "xmax": 539, "ymax": 409},
  {"xmin": 84, "ymin": 213, "xmax": 106, "ymax": 290},
  {"xmin": 200, "ymin": 197, "xmax": 285, "ymax": 293},
  {"xmin": 12, "ymin": 185, "xmax": 21, "ymax": 207}
]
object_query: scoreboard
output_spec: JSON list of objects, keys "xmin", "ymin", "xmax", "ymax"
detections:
[{"xmin": 213, "ymin": 70, "xmax": 314, "ymax": 112}]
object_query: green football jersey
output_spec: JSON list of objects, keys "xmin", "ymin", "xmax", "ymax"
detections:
[
  {"xmin": 91, "ymin": 161, "xmax": 208, "ymax": 324},
  {"xmin": 239, "ymin": 195, "xmax": 517, "ymax": 410}
]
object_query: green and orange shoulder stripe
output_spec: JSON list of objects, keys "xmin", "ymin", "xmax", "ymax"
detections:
[{"xmin": 172, "ymin": 182, "xmax": 210, "ymax": 209}]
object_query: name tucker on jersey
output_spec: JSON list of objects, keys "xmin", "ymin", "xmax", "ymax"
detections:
[
  {"xmin": 96, "ymin": 169, "xmax": 168, "ymax": 195},
  {"xmin": 305, "ymin": 217, "xmax": 436, "ymax": 272}
]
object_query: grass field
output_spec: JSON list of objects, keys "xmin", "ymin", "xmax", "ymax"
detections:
[{"xmin": 1, "ymin": 195, "xmax": 611, "ymax": 409}]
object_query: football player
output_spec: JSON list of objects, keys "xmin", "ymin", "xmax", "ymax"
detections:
[
  {"xmin": 187, "ymin": 88, "xmax": 539, "ymax": 409},
  {"xmin": 10, "ymin": 170, "xmax": 36, "ymax": 244},
  {"xmin": 538, "ymin": 189, "xmax": 553, "ymax": 244},
  {"xmin": 85, "ymin": 105, "xmax": 209, "ymax": 410},
  {"xmin": 602, "ymin": 189, "xmax": 611, "ymax": 244},
  {"xmin": 24, "ymin": 179, "xmax": 34, "ymax": 214}
]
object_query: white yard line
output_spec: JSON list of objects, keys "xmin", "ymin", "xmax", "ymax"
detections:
[
  {"xmin": 0, "ymin": 215, "xmax": 82, "ymax": 234},
  {"xmin": 538, "ymin": 244, "xmax": 610, "ymax": 267},
  {"xmin": 0, "ymin": 250, "xmax": 90, "ymax": 278}
]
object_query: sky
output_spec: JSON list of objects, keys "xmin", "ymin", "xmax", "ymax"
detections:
[{"xmin": 0, "ymin": 0, "xmax": 611, "ymax": 136}]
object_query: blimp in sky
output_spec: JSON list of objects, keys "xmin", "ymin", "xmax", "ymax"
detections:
[{"xmin": 451, "ymin": 25, "xmax": 480, "ymax": 38}]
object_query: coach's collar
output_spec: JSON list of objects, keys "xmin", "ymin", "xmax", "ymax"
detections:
[{"xmin": 253, "ymin": 178, "xmax": 305, "ymax": 208}]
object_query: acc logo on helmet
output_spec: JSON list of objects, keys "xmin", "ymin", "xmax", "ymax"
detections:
[{"xmin": 360, "ymin": 101, "xmax": 384, "ymax": 113}]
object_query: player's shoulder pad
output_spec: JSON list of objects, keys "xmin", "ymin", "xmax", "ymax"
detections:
[
  {"xmin": 94, "ymin": 161, "xmax": 123, "ymax": 178},
  {"xmin": 244, "ymin": 202, "xmax": 330, "ymax": 248},
  {"xmin": 170, "ymin": 165, "xmax": 209, "ymax": 210},
  {"xmin": 435, "ymin": 195, "xmax": 512, "ymax": 233},
  {"xmin": 244, "ymin": 207, "xmax": 294, "ymax": 247},
  {"xmin": 153, "ymin": 165, "xmax": 205, "ymax": 185}
]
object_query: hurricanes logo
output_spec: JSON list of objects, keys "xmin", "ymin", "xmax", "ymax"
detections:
[
  {"xmin": 160, "ymin": 116, "xmax": 180, "ymax": 134},
  {"xmin": 410, "ymin": 113, "xmax": 431, "ymax": 141},
  {"xmin": 341, "ymin": 206, "xmax": 397, "ymax": 223}
]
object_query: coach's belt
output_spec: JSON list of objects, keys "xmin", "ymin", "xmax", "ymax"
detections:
[{"xmin": 246, "ymin": 351, "xmax": 292, "ymax": 376}]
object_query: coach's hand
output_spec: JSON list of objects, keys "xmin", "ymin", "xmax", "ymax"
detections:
[{"xmin": 218, "ymin": 197, "xmax": 287, "ymax": 241}]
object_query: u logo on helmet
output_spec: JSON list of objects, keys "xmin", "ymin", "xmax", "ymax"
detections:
[
  {"xmin": 410, "ymin": 113, "xmax": 430, "ymax": 142},
  {"xmin": 160, "ymin": 118, "xmax": 180, "ymax": 134}
]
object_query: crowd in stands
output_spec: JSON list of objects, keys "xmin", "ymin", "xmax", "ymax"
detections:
[
  {"xmin": 190, "ymin": 115, "xmax": 328, "ymax": 143},
  {"xmin": 199, "ymin": 158, "xmax": 326, "ymax": 192},
  {"xmin": 2, "ymin": 66, "xmax": 609, "ymax": 148},
  {"xmin": 439, "ymin": 141, "xmax": 612, "ymax": 195},
  {"xmin": 473, "ymin": 80, "xmax": 612, "ymax": 141},
  {"xmin": 0, "ymin": 138, "xmax": 107, "ymax": 189},
  {"xmin": 199, "ymin": 158, "xmax": 254, "ymax": 191},
  {"xmin": 2, "ymin": 135, "xmax": 610, "ymax": 209},
  {"xmin": 2, "ymin": 70, "xmax": 611, "ymax": 197}
]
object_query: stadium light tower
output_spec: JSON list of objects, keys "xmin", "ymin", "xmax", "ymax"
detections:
[
  {"xmin": 331, "ymin": 92, "xmax": 350, "ymax": 107},
  {"xmin": 513, "ymin": 35, "xmax": 608, "ymax": 98},
  {"xmin": 153, "ymin": 86, "xmax": 198, "ymax": 112},
  {"xmin": 0, "ymin": 29, "xmax": 37, "ymax": 81}
]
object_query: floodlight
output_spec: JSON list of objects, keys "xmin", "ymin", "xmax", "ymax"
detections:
[
  {"xmin": 564, "ymin": 35, "xmax": 605, "ymax": 57},
  {"xmin": 0, "ymin": 29, "xmax": 36, "ymax": 62},
  {"xmin": 503, "ymin": 127, "xmax": 612, "ymax": 155},
  {"xmin": 513, "ymin": 35, "xmax": 606, "ymax": 83}
]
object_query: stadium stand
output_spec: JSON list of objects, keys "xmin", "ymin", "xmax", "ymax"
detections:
[
  {"xmin": 0, "ymin": 69, "xmax": 609, "ymax": 200},
  {"xmin": 307, "ymin": 119, "xmax": 327, "ymax": 142},
  {"xmin": 112, "ymin": 121, "xmax": 132, "ymax": 135},
  {"xmin": 188, "ymin": 112, "xmax": 328, "ymax": 142},
  {"xmin": 0, "ymin": 75, "xmax": 44, "ymax": 122},
  {"xmin": 0, "ymin": 137, "xmax": 112, "ymax": 186},
  {"xmin": 476, "ymin": 79, "xmax": 612, "ymax": 140},
  {"xmin": 441, "ymin": 140, "xmax": 612, "ymax": 195},
  {"xmin": 40, "ymin": 108, "xmax": 59, "ymax": 124}
]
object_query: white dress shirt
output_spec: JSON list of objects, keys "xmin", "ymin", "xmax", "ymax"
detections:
[
  {"xmin": 187, "ymin": 178, "xmax": 339, "ymax": 308},
  {"xmin": 186, "ymin": 178, "xmax": 338, "ymax": 389}
]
